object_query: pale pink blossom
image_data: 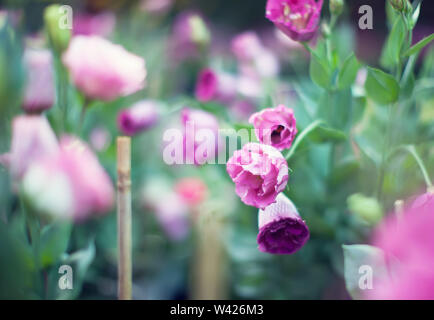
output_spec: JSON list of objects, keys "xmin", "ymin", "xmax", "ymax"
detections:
[
  {"xmin": 227, "ymin": 143, "xmax": 288, "ymax": 209},
  {"xmin": 62, "ymin": 35, "xmax": 146, "ymax": 101},
  {"xmin": 10, "ymin": 115, "xmax": 59, "ymax": 182},
  {"xmin": 175, "ymin": 177, "xmax": 208, "ymax": 206},
  {"xmin": 22, "ymin": 48, "xmax": 55, "ymax": 113},
  {"xmin": 117, "ymin": 100, "xmax": 160, "ymax": 136}
]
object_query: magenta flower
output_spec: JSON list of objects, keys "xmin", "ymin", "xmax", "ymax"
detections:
[
  {"xmin": 249, "ymin": 105, "xmax": 297, "ymax": 151},
  {"xmin": 367, "ymin": 198, "xmax": 434, "ymax": 299},
  {"xmin": 62, "ymin": 35, "xmax": 146, "ymax": 101},
  {"xmin": 22, "ymin": 136, "xmax": 114, "ymax": 221},
  {"xmin": 117, "ymin": 100, "xmax": 160, "ymax": 136},
  {"xmin": 182, "ymin": 108, "xmax": 220, "ymax": 165},
  {"xmin": 226, "ymin": 143, "xmax": 288, "ymax": 209},
  {"xmin": 22, "ymin": 48, "xmax": 55, "ymax": 113},
  {"xmin": 410, "ymin": 188, "xmax": 434, "ymax": 215},
  {"xmin": 73, "ymin": 11, "xmax": 116, "ymax": 37},
  {"xmin": 257, "ymin": 193, "xmax": 309, "ymax": 254},
  {"xmin": 265, "ymin": 0, "xmax": 323, "ymax": 42},
  {"xmin": 195, "ymin": 68, "xmax": 237, "ymax": 103},
  {"xmin": 10, "ymin": 115, "xmax": 59, "ymax": 182}
]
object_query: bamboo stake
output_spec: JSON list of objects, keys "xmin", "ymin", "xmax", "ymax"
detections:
[{"xmin": 117, "ymin": 137, "xmax": 132, "ymax": 300}]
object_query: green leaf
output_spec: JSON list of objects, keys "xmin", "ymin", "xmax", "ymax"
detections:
[
  {"xmin": 309, "ymin": 126, "xmax": 347, "ymax": 143},
  {"xmin": 403, "ymin": 33, "xmax": 434, "ymax": 57},
  {"xmin": 365, "ymin": 67, "xmax": 400, "ymax": 105},
  {"xmin": 380, "ymin": 16, "xmax": 406, "ymax": 68},
  {"xmin": 337, "ymin": 53, "xmax": 360, "ymax": 89},
  {"xmin": 38, "ymin": 222, "xmax": 72, "ymax": 268},
  {"xmin": 309, "ymin": 52, "xmax": 331, "ymax": 89},
  {"xmin": 342, "ymin": 244, "xmax": 389, "ymax": 300}
]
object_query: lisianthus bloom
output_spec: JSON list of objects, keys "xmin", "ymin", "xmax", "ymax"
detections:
[
  {"xmin": 257, "ymin": 193, "xmax": 309, "ymax": 254},
  {"xmin": 182, "ymin": 108, "xmax": 220, "ymax": 165},
  {"xmin": 62, "ymin": 35, "xmax": 146, "ymax": 101},
  {"xmin": 195, "ymin": 68, "xmax": 237, "ymax": 103},
  {"xmin": 10, "ymin": 115, "xmax": 59, "ymax": 182},
  {"xmin": 249, "ymin": 105, "xmax": 297, "ymax": 151},
  {"xmin": 22, "ymin": 48, "xmax": 55, "ymax": 113},
  {"xmin": 231, "ymin": 32, "xmax": 264, "ymax": 62},
  {"xmin": 170, "ymin": 11, "xmax": 210, "ymax": 62},
  {"xmin": 117, "ymin": 100, "xmax": 160, "ymax": 136},
  {"xmin": 265, "ymin": 0, "xmax": 323, "ymax": 42},
  {"xmin": 21, "ymin": 136, "xmax": 114, "ymax": 222},
  {"xmin": 175, "ymin": 177, "xmax": 208, "ymax": 206},
  {"xmin": 73, "ymin": 11, "xmax": 116, "ymax": 37},
  {"xmin": 367, "ymin": 195, "xmax": 434, "ymax": 299},
  {"xmin": 227, "ymin": 143, "xmax": 288, "ymax": 209}
]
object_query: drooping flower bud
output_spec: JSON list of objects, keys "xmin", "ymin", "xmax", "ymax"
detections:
[
  {"xmin": 44, "ymin": 4, "xmax": 71, "ymax": 52},
  {"xmin": 257, "ymin": 193, "xmax": 309, "ymax": 254}
]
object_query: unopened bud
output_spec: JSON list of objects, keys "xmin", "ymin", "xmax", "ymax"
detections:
[
  {"xmin": 44, "ymin": 4, "xmax": 71, "ymax": 53},
  {"xmin": 189, "ymin": 15, "xmax": 210, "ymax": 47},
  {"xmin": 389, "ymin": 0, "xmax": 410, "ymax": 12},
  {"xmin": 348, "ymin": 193, "xmax": 383, "ymax": 225},
  {"xmin": 330, "ymin": 0, "xmax": 344, "ymax": 16}
]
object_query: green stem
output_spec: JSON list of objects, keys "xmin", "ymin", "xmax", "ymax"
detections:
[
  {"xmin": 376, "ymin": 104, "xmax": 394, "ymax": 200},
  {"xmin": 302, "ymin": 42, "xmax": 314, "ymax": 55},
  {"xmin": 389, "ymin": 145, "xmax": 433, "ymax": 188},
  {"xmin": 285, "ymin": 120, "xmax": 324, "ymax": 161}
]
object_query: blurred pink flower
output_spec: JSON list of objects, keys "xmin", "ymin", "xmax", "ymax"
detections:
[
  {"xmin": 62, "ymin": 35, "xmax": 146, "ymax": 101},
  {"xmin": 227, "ymin": 143, "xmax": 288, "ymax": 209},
  {"xmin": 175, "ymin": 177, "xmax": 208, "ymax": 206},
  {"xmin": 410, "ymin": 188, "xmax": 434, "ymax": 215},
  {"xmin": 195, "ymin": 68, "xmax": 237, "ymax": 103},
  {"xmin": 89, "ymin": 127, "xmax": 111, "ymax": 152},
  {"xmin": 10, "ymin": 115, "xmax": 59, "ymax": 182},
  {"xmin": 249, "ymin": 105, "xmax": 297, "ymax": 151},
  {"xmin": 257, "ymin": 193, "xmax": 309, "ymax": 254},
  {"xmin": 22, "ymin": 48, "xmax": 55, "ymax": 113},
  {"xmin": 181, "ymin": 108, "xmax": 220, "ymax": 165},
  {"xmin": 117, "ymin": 100, "xmax": 160, "ymax": 136},
  {"xmin": 266, "ymin": 0, "xmax": 323, "ymax": 42},
  {"xmin": 154, "ymin": 193, "xmax": 190, "ymax": 241},
  {"xmin": 73, "ymin": 12, "xmax": 116, "ymax": 37},
  {"xmin": 22, "ymin": 136, "xmax": 114, "ymax": 221},
  {"xmin": 170, "ymin": 11, "xmax": 210, "ymax": 62},
  {"xmin": 229, "ymin": 100, "xmax": 257, "ymax": 122},
  {"xmin": 232, "ymin": 31, "xmax": 279, "ymax": 79},
  {"xmin": 368, "ymin": 193, "xmax": 434, "ymax": 299}
]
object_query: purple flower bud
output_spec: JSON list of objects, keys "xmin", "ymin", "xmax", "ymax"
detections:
[
  {"xmin": 117, "ymin": 100, "xmax": 160, "ymax": 136},
  {"xmin": 257, "ymin": 193, "xmax": 309, "ymax": 254}
]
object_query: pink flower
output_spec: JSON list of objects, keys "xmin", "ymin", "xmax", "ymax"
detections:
[
  {"xmin": 117, "ymin": 100, "xmax": 160, "ymax": 136},
  {"xmin": 175, "ymin": 177, "xmax": 208, "ymax": 206},
  {"xmin": 195, "ymin": 68, "xmax": 237, "ymax": 103},
  {"xmin": 73, "ymin": 11, "xmax": 116, "ymax": 37},
  {"xmin": 140, "ymin": 0, "xmax": 173, "ymax": 15},
  {"xmin": 62, "ymin": 35, "xmax": 146, "ymax": 101},
  {"xmin": 265, "ymin": 0, "xmax": 323, "ymax": 42},
  {"xmin": 226, "ymin": 143, "xmax": 289, "ymax": 209},
  {"xmin": 249, "ymin": 105, "xmax": 297, "ymax": 151},
  {"xmin": 10, "ymin": 115, "xmax": 59, "ymax": 182},
  {"xmin": 21, "ymin": 136, "xmax": 114, "ymax": 221},
  {"xmin": 257, "ymin": 193, "xmax": 309, "ymax": 254},
  {"xmin": 231, "ymin": 32, "xmax": 264, "ymax": 61},
  {"xmin": 181, "ymin": 108, "xmax": 220, "ymax": 165},
  {"xmin": 409, "ymin": 188, "xmax": 434, "ymax": 215},
  {"xmin": 89, "ymin": 127, "xmax": 111, "ymax": 152},
  {"xmin": 232, "ymin": 31, "xmax": 279, "ymax": 79},
  {"xmin": 22, "ymin": 48, "xmax": 55, "ymax": 113},
  {"xmin": 229, "ymin": 100, "xmax": 256, "ymax": 121},
  {"xmin": 367, "ymin": 195, "xmax": 434, "ymax": 299},
  {"xmin": 170, "ymin": 11, "xmax": 210, "ymax": 62}
]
